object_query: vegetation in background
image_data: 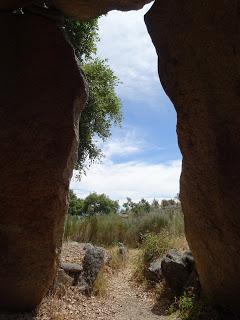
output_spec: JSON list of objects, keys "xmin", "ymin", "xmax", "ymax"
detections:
[
  {"xmin": 62, "ymin": 18, "xmax": 122, "ymax": 174},
  {"xmin": 122, "ymin": 197, "xmax": 151, "ymax": 214},
  {"xmin": 64, "ymin": 209, "xmax": 184, "ymax": 246},
  {"xmin": 68, "ymin": 191, "xmax": 119, "ymax": 216},
  {"xmin": 82, "ymin": 192, "xmax": 119, "ymax": 216},
  {"xmin": 65, "ymin": 192, "xmax": 184, "ymax": 247},
  {"xmin": 68, "ymin": 190, "xmax": 84, "ymax": 216},
  {"xmin": 68, "ymin": 190, "xmax": 180, "ymax": 217}
]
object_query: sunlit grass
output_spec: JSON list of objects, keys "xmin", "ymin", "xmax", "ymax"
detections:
[{"xmin": 64, "ymin": 207, "xmax": 184, "ymax": 248}]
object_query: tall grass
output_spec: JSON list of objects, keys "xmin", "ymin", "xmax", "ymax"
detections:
[{"xmin": 64, "ymin": 207, "xmax": 184, "ymax": 248}]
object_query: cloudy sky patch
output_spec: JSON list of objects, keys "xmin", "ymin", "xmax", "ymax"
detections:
[
  {"xmin": 71, "ymin": 4, "xmax": 182, "ymax": 202},
  {"xmin": 97, "ymin": 4, "xmax": 165, "ymax": 106},
  {"xmin": 71, "ymin": 134, "xmax": 181, "ymax": 204}
]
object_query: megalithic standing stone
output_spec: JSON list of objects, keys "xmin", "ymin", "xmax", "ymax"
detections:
[
  {"xmin": 145, "ymin": 0, "xmax": 240, "ymax": 314},
  {"xmin": 0, "ymin": 11, "xmax": 87, "ymax": 311}
]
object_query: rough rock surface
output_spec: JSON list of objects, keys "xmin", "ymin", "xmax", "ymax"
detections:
[
  {"xmin": 161, "ymin": 250, "xmax": 194, "ymax": 294},
  {"xmin": 0, "ymin": 1, "xmax": 152, "ymax": 20},
  {"xmin": 61, "ymin": 262, "xmax": 83, "ymax": 274},
  {"xmin": 53, "ymin": 0, "xmax": 152, "ymax": 20},
  {"xmin": 61, "ymin": 262, "xmax": 83, "ymax": 285},
  {"xmin": 0, "ymin": 12, "xmax": 87, "ymax": 311},
  {"xmin": 61, "ymin": 243, "xmax": 110, "ymax": 291},
  {"xmin": 0, "ymin": 0, "xmax": 31, "ymax": 9},
  {"xmin": 56, "ymin": 269, "xmax": 73, "ymax": 287},
  {"xmin": 145, "ymin": 258, "xmax": 162, "ymax": 282},
  {"xmin": 80, "ymin": 244, "xmax": 106, "ymax": 293},
  {"xmin": 54, "ymin": 269, "xmax": 73, "ymax": 297},
  {"xmin": 145, "ymin": 0, "xmax": 240, "ymax": 313}
]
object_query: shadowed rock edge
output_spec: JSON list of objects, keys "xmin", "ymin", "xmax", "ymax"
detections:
[
  {"xmin": 0, "ymin": 12, "xmax": 87, "ymax": 311},
  {"xmin": 145, "ymin": 0, "xmax": 240, "ymax": 314}
]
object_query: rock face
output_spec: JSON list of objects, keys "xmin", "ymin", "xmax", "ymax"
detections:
[
  {"xmin": 145, "ymin": 258, "xmax": 162, "ymax": 282},
  {"xmin": 145, "ymin": 250, "xmax": 196, "ymax": 291},
  {"xmin": 161, "ymin": 250, "xmax": 195, "ymax": 294},
  {"xmin": 56, "ymin": 269, "xmax": 73, "ymax": 287},
  {"xmin": 61, "ymin": 262, "xmax": 83, "ymax": 285},
  {"xmin": 145, "ymin": 0, "xmax": 240, "ymax": 313},
  {"xmin": 0, "ymin": 0, "xmax": 31, "ymax": 9},
  {"xmin": 53, "ymin": 0, "xmax": 152, "ymax": 20},
  {"xmin": 0, "ymin": 1, "xmax": 152, "ymax": 20},
  {"xmin": 0, "ymin": 12, "xmax": 87, "ymax": 311},
  {"xmin": 2, "ymin": 0, "xmax": 240, "ymax": 315}
]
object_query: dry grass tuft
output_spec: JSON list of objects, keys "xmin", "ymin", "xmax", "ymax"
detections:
[
  {"xmin": 92, "ymin": 268, "xmax": 109, "ymax": 297},
  {"xmin": 108, "ymin": 246, "xmax": 128, "ymax": 271}
]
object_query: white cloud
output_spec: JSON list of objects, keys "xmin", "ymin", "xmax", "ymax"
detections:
[
  {"xmin": 99, "ymin": 129, "xmax": 144, "ymax": 159},
  {"xmin": 97, "ymin": 4, "xmax": 167, "ymax": 106},
  {"xmin": 70, "ymin": 7, "xmax": 181, "ymax": 203},
  {"xmin": 70, "ymin": 134, "xmax": 181, "ymax": 204},
  {"xmin": 71, "ymin": 159, "xmax": 181, "ymax": 204}
]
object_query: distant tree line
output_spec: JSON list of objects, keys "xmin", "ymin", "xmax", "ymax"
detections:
[
  {"xmin": 68, "ymin": 190, "xmax": 180, "ymax": 216},
  {"xmin": 121, "ymin": 197, "xmax": 180, "ymax": 215}
]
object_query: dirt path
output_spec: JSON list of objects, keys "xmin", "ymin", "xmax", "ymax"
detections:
[
  {"xmin": 48, "ymin": 247, "xmax": 167, "ymax": 320},
  {"xmin": 0, "ymin": 246, "xmax": 168, "ymax": 320},
  {"xmin": 106, "ymin": 251, "xmax": 164, "ymax": 320}
]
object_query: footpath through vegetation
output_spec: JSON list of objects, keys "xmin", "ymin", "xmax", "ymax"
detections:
[
  {"xmin": 0, "ymin": 242, "xmax": 180, "ymax": 320},
  {"xmin": 38, "ymin": 245, "xmax": 170, "ymax": 320},
  {"xmin": 1, "ymin": 200, "xmax": 227, "ymax": 320}
]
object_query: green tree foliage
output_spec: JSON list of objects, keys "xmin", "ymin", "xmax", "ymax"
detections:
[
  {"xmin": 68, "ymin": 190, "xmax": 119, "ymax": 216},
  {"xmin": 122, "ymin": 198, "xmax": 181, "ymax": 214},
  {"xmin": 68, "ymin": 190, "xmax": 84, "ymax": 216},
  {"xmin": 62, "ymin": 18, "xmax": 99, "ymax": 62},
  {"xmin": 77, "ymin": 59, "xmax": 122, "ymax": 172},
  {"xmin": 62, "ymin": 18, "xmax": 122, "ymax": 173},
  {"xmin": 83, "ymin": 192, "xmax": 119, "ymax": 215},
  {"xmin": 122, "ymin": 198, "xmax": 151, "ymax": 215},
  {"xmin": 137, "ymin": 199, "xmax": 151, "ymax": 213}
]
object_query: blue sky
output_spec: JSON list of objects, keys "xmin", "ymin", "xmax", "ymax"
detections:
[{"xmin": 71, "ymin": 3, "xmax": 182, "ymax": 203}]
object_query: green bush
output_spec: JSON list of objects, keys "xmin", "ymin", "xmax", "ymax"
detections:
[
  {"xmin": 168, "ymin": 291, "xmax": 221, "ymax": 320},
  {"xmin": 179, "ymin": 291, "xmax": 196, "ymax": 319},
  {"xmin": 141, "ymin": 232, "xmax": 172, "ymax": 264},
  {"xmin": 134, "ymin": 231, "xmax": 173, "ymax": 282}
]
